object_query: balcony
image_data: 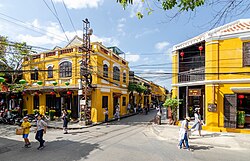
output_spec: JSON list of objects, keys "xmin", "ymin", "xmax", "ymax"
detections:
[{"xmin": 178, "ymin": 67, "xmax": 205, "ymax": 83}]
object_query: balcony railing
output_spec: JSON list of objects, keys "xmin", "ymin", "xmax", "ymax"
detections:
[{"xmin": 178, "ymin": 68, "xmax": 205, "ymax": 83}]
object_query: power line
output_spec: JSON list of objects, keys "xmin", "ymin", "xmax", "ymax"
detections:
[
  {"xmin": 42, "ymin": 0, "xmax": 69, "ymax": 42},
  {"xmin": 62, "ymin": 0, "xmax": 77, "ymax": 35},
  {"xmin": 0, "ymin": 12, "xmax": 68, "ymax": 43}
]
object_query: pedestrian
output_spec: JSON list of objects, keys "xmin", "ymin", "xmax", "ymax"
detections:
[
  {"xmin": 21, "ymin": 116, "xmax": 31, "ymax": 148},
  {"xmin": 35, "ymin": 114, "xmax": 47, "ymax": 150},
  {"xmin": 62, "ymin": 109, "xmax": 69, "ymax": 134},
  {"xmin": 178, "ymin": 117, "xmax": 190, "ymax": 151},
  {"xmin": 134, "ymin": 104, "xmax": 137, "ymax": 113},
  {"xmin": 103, "ymin": 108, "xmax": 109, "ymax": 124},
  {"xmin": 115, "ymin": 105, "xmax": 120, "ymax": 121},
  {"xmin": 127, "ymin": 103, "xmax": 131, "ymax": 114},
  {"xmin": 191, "ymin": 108, "xmax": 202, "ymax": 136}
]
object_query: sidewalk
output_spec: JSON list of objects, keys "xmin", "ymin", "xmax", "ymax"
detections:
[
  {"xmin": 46, "ymin": 112, "xmax": 137, "ymax": 130},
  {"xmin": 151, "ymin": 119, "xmax": 250, "ymax": 150}
]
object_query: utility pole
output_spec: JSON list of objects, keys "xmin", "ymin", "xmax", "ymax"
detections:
[{"xmin": 80, "ymin": 18, "xmax": 93, "ymax": 125}]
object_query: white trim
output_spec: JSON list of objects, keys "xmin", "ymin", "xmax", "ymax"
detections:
[
  {"xmin": 103, "ymin": 60, "xmax": 110, "ymax": 67},
  {"xmin": 46, "ymin": 64, "xmax": 54, "ymax": 68},
  {"xmin": 122, "ymin": 84, "xmax": 127, "ymax": 87},
  {"xmin": 231, "ymin": 87, "xmax": 250, "ymax": 93},
  {"xmin": 100, "ymin": 88, "xmax": 111, "ymax": 93},
  {"xmin": 240, "ymin": 36, "xmax": 250, "ymax": 41},
  {"xmin": 96, "ymin": 84, "xmax": 127, "ymax": 91},
  {"xmin": 59, "ymin": 58, "xmax": 72, "ymax": 65},
  {"xmin": 172, "ymin": 78, "xmax": 250, "ymax": 87},
  {"xmin": 205, "ymin": 41, "xmax": 219, "ymax": 45},
  {"xmin": 101, "ymin": 79, "xmax": 109, "ymax": 84},
  {"xmin": 113, "ymin": 63, "xmax": 120, "ymax": 69},
  {"xmin": 122, "ymin": 91, "xmax": 127, "ymax": 94},
  {"xmin": 123, "ymin": 70, "xmax": 126, "ymax": 73}
]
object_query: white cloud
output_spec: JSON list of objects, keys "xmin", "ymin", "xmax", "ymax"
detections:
[
  {"xmin": 129, "ymin": 0, "xmax": 144, "ymax": 18},
  {"xmin": 135, "ymin": 28, "xmax": 159, "ymax": 39},
  {"xmin": 91, "ymin": 35, "xmax": 120, "ymax": 47},
  {"xmin": 143, "ymin": 57, "xmax": 149, "ymax": 61},
  {"xmin": 117, "ymin": 18, "xmax": 126, "ymax": 36},
  {"xmin": 0, "ymin": 4, "xmax": 3, "ymax": 8},
  {"xmin": 53, "ymin": 0, "xmax": 103, "ymax": 9},
  {"xmin": 125, "ymin": 52, "xmax": 140, "ymax": 62},
  {"xmin": 155, "ymin": 41, "xmax": 170, "ymax": 51},
  {"xmin": 16, "ymin": 19, "xmax": 119, "ymax": 48}
]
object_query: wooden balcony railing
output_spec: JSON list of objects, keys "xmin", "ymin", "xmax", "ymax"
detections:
[{"xmin": 178, "ymin": 67, "xmax": 205, "ymax": 83}]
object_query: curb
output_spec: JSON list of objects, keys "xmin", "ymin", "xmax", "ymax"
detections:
[{"xmin": 47, "ymin": 112, "xmax": 138, "ymax": 130}]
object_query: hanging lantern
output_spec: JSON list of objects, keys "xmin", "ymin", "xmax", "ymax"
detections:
[
  {"xmin": 52, "ymin": 81, "xmax": 58, "ymax": 86},
  {"xmin": 19, "ymin": 79, "xmax": 26, "ymax": 84},
  {"xmin": 50, "ymin": 91, "xmax": 55, "ymax": 95},
  {"xmin": 22, "ymin": 91, "xmax": 26, "ymax": 95},
  {"xmin": 65, "ymin": 82, "xmax": 70, "ymax": 86},
  {"xmin": 67, "ymin": 91, "xmax": 72, "ymax": 95},
  {"xmin": 0, "ymin": 77, "xmax": 5, "ymax": 83},
  {"xmin": 11, "ymin": 95, "xmax": 16, "ymax": 99},
  {"xmin": 37, "ymin": 81, "xmax": 43, "ymax": 86},
  {"xmin": 34, "ymin": 91, "xmax": 39, "ymax": 96},
  {"xmin": 180, "ymin": 51, "xmax": 184, "ymax": 61},
  {"xmin": 199, "ymin": 46, "xmax": 203, "ymax": 56},
  {"xmin": 238, "ymin": 94, "xmax": 244, "ymax": 105}
]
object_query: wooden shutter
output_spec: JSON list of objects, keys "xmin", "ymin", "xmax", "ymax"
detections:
[
  {"xmin": 243, "ymin": 42, "xmax": 250, "ymax": 66},
  {"xmin": 224, "ymin": 94, "xmax": 237, "ymax": 128}
]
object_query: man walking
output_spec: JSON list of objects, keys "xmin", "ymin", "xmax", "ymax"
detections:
[{"xmin": 35, "ymin": 114, "xmax": 47, "ymax": 150}]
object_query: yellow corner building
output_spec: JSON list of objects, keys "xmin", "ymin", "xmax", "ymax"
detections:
[
  {"xmin": 172, "ymin": 19, "xmax": 250, "ymax": 133},
  {"xmin": 22, "ymin": 36, "xmax": 129, "ymax": 123}
]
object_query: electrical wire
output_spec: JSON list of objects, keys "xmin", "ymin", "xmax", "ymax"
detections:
[
  {"xmin": 42, "ymin": 0, "xmax": 69, "ymax": 42},
  {"xmin": 62, "ymin": 0, "xmax": 77, "ymax": 35}
]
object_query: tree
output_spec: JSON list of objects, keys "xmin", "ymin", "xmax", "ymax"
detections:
[
  {"xmin": 117, "ymin": 0, "xmax": 250, "ymax": 26},
  {"xmin": 0, "ymin": 36, "xmax": 32, "ymax": 92},
  {"xmin": 163, "ymin": 96, "xmax": 181, "ymax": 125},
  {"xmin": 128, "ymin": 82, "xmax": 137, "ymax": 105},
  {"xmin": 135, "ymin": 84, "xmax": 147, "ymax": 104}
]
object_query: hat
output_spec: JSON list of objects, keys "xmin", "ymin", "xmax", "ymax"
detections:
[
  {"xmin": 195, "ymin": 108, "xmax": 200, "ymax": 111},
  {"xmin": 23, "ymin": 116, "xmax": 28, "ymax": 119},
  {"xmin": 35, "ymin": 114, "xmax": 39, "ymax": 117},
  {"xmin": 186, "ymin": 117, "xmax": 190, "ymax": 121}
]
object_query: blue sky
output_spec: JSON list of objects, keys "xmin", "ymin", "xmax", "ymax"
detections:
[{"xmin": 0, "ymin": 0, "xmax": 250, "ymax": 90}]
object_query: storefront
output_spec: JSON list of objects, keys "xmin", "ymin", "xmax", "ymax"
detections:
[{"xmin": 236, "ymin": 94, "xmax": 250, "ymax": 128}]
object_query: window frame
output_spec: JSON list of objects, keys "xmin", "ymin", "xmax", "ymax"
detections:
[
  {"xmin": 243, "ymin": 42, "xmax": 250, "ymax": 67},
  {"xmin": 102, "ymin": 96, "xmax": 108, "ymax": 109},
  {"xmin": 31, "ymin": 69, "xmax": 38, "ymax": 80},
  {"xmin": 59, "ymin": 61, "xmax": 72, "ymax": 78},
  {"xmin": 103, "ymin": 64, "xmax": 109, "ymax": 78},
  {"xmin": 47, "ymin": 66, "xmax": 53, "ymax": 78},
  {"xmin": 113, "ymin": 66, "xmax": 120, "ymax": 81},
  {"xmin": 123, "ymin": 72, "xmax": 126, "ymax": 83}
]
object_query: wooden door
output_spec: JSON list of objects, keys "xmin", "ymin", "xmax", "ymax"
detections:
[{"xmin": 224, "ymin": 94, "xmax": 237, "ymax": 128}]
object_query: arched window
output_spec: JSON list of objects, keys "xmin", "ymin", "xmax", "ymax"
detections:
[
  {"xmin": 123, "ymin": 72, "xmax": 126, "ymax": 83},
  {"xmin": 59, "ymin": 61, "xmax": 72, "ymax": 77},
  {"xmin": 113, "ymin": 66, "xmax": 120, "ymax": 81},
  {"xmin": 48, "ymin": 66, "xmax": 53, "ymax": 78},
  {"xmin": 103, "ymin": 64, "xmax": 108, "ymax": 78}
]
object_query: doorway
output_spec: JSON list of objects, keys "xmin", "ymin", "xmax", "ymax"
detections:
[{"xmin": 113, "ymin": 97, "xmax": 118, "ymax": 115}]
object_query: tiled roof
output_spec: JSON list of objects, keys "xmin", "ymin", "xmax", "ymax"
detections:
[{"xmin": 173, "ymin": 19, "xmax": 250, "ymax": 51}]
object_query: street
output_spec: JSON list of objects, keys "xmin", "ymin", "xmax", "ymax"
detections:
[{"xmin": 0, "ymin": 111, "xmax": 249, "ymax": 161}]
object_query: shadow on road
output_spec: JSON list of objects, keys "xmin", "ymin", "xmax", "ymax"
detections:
[
  {"xmin": 0, "ymin": 137, "xmax": 99, "ymax": 161},
  {"xmin": 190, "ymin": 145, "xmax": 214, "ymax": 151}
]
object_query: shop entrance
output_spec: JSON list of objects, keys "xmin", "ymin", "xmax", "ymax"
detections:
[{"xmin": 237, "ymin": 94, "xmax": 250, "ymax": 128}]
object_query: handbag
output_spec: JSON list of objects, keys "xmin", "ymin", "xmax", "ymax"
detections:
[{"xmin": 16, "ymin": 128, "xmax": 24, "ymax": 135}]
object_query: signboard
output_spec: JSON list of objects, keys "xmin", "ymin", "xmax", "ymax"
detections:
[
  {"xmin": 188, "ymin": 89, "xmax": 201, "ymax": 96},
  {"xmin": 208, "ymin": 103, "xmax": 217, "ymax": 112}
]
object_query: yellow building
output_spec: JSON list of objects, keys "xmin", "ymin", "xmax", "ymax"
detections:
[
  {"xmin": 22, "ymin": 36, "xmax": 129, "ymax": 123},
  {"xmin": 129, "ymin": 74, "xmax": 167, "ymax": 108},
  {"xmin": 172, "ymin": 19, "xmax": 250, "ymax": 133}
]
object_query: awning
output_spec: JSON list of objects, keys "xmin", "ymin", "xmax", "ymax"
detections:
[{"xmin": 231, "ymin": 87, "xmax": 250, "ymax": 93}]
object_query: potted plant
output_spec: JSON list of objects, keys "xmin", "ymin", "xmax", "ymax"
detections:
[
  {"xmin": 33, "ymin": 109, "xmax": 39, "ymax": 114},
  {"xmin": 49, "ymin": 110, "xmax": 56, "ymax": 121},
  {"xmin": 237, "ymin": 111, "xmax": 245, "ymax": 128},
  {"xmin": 163, "ymin": 97, "xmax": 182, "ymax": 125}
]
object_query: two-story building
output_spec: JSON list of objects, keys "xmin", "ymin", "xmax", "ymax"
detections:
[
  {"xmin": 172, "ymin": 19, "xmax": 250, "ymax": 133},
  {"xmin": 22, "ymin": 36, "xmax": 129, "ymax": 123}
]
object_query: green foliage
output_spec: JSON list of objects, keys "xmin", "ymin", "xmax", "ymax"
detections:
[
  {"xmin": 128, "ymin": 83, "xmax": 137, "ymax": 92},
  {"xmin": 163, "ymin": 97, "xmax": 181, "ymax": 124},
  {"xmin": 117, "ymin": 0, "xmax": 205, "ymax": 19},
  {"xmin": 237, "ymin": 111, "xmax": 245, "ymax": 125}
]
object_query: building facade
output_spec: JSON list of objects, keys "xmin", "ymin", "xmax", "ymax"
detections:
[
  {"xmin": 172, "ymin": 19, "xmax": 250, "ymax": 133},
  {"xmin": 22, "ymin": 36, "xmax": 129, "ymax": 123}
]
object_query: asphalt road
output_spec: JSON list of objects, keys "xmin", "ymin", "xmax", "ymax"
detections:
[{"xmin": 0, "ymin": 111, "xmax": 249, "ymax": 161}]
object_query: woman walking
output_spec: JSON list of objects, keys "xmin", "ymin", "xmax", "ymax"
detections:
[
  {"xmin": 178, "ymin": 117, "xmax": 190, "ymax": 151},
  {"xmin": 191, "ymin": 108, "xmax": 202, "ymax": 136}
]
